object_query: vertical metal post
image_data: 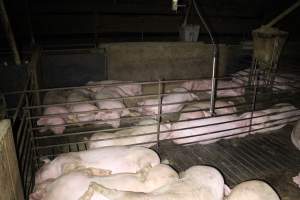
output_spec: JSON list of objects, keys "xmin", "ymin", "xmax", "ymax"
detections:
[
  {"xmin": 209, "ymin": 48, "xmax": 217, "ymax": 116},
  {"xmin": 0, "ymin": 0, "xmax": 21, "ymax": 65},
  {"xmin": 248, "ymin": 59, "xmax": 259, "ymax": 134},
  {"xmin": 25, "ymin": 92, "xmax": 38, "ymax": 170},
  {"xmin": 156, "ymin": 80, "xmax": 163, "ymax": 153},
  {"xmin": 192, "ymin": 0, "xmax": 218, "ymax": 116}
]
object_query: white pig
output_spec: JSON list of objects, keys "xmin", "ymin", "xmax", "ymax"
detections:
[
  {"xmin": 79, "ymin": 165, "xmax": 226, "ymax": 200},
  {"xmin": 238, "ymin": 110, "xmax": 269, "ymax": 135},
  {"xmin": 92, "ymin": 87, "xmax": 132, "ymax": 128},
  {"xmin": 225, "ymin": 180, "xmax": 280, "ymax": 200},
  {"xmin": 293, "ymin": 173, "xmax": 300, "ymax": 188},
  {"xmin": 34, "ymin": 146, "xmax": 160, "ymax": 185},
  {"xmin": 137, "ymin": 87, "xmax": 199, "ymax": 115},
  {"xmin": 38, "ymin": 91, "xmax": 70, "ymax": 134},
  {"xmin": 182, "ymin": 79, "xmax": 245, "ymax": 97},
  {"xmin": 262, "ymin": 103, "xmax": 300, "ymax": 132},
  {"xmin": 30, "ymin": 164, "xmax": 178, "ymax": 200},
  {"xmin": 241, "ymin": 103, "xmax": 300, "ymax": 135},
  {"xmin": 43, "ymin": 91, "xmax": 67, "ymax": 105},
  {"xmin": 232, "ymin": 68, "xmax": 300, "ymax": 92},
  {"xmin": 180, "ymin": 100, "xmax": 237, "ymax": 120},
  {"xmin": 88, "ymin": 119, "xmax": 172, "ymax": 149},
  {"xmin": 66, "ymin": 89, "xmax": 100, "ymax": 125},
  {"xmin": 87, "ymin": 80, "xmax": 142, "ymax": 97},
  {"xmin": 37, "ymin": 106, "xmax": 69, "ymax": 134},
  {"xmin": 171, "ymin": 114, "xmax": 248, "ymax": 145}
]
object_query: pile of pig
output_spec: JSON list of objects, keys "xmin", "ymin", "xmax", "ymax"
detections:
[
  {"xmin": 37, "ymin": 81, "xmax": 143, "ymax": 134},
  {"xmin": 88, "ymin": 102, "xmax": 300, "ymax": 148},
  {"xmin": 30, "ymin": 145, "xmax": 280, "ymax": 200},
  {"xmin": 37, "ymin": 78, "xmax": 300, "ymax": 146},
  {"xmin": 231, "ymin": 67, "xmax": 300, "ymax": 92}
]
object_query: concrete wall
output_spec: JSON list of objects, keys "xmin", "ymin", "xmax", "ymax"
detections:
[{"xmin": 100, "ymin": 42, "xmax": 242, "ymax": 81}]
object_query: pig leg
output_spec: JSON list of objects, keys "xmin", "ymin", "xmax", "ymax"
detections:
[
  {"xmin": 62, "ymin": 163, "xmax": 111, "ymax": 176},
  {"xmin": 72, "ymin": 167, "xmax": 112, "ymax": 177},
  {"xmin": 79, "ymin": 182, "xmax": 117, "ymax": 200}
]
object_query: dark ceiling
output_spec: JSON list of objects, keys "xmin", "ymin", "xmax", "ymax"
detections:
[{"xmin": 1, "ymin": 0, "xmax": 300, "ymax": 50}]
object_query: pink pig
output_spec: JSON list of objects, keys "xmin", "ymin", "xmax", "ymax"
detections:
[
  {"xmin": 182, "ymin": 79, "xmax": 245, "ymax": 97},
  {"xmin": 137, "ymin": 87, "xmax": 199, "ymax": 115},
  {"xmin": 37, "ymin": 106, "xmax": 69, "ymax": 134}
]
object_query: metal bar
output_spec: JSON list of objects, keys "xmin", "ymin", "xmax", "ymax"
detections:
[
  {"xmin": 12, "ymin": 78, "xmax": 30, "ymax": 124},
  {"xmin": 0, "ymin": 0, "xmax": 21, "ymax": 65},
  {"xmin": 156, "ymin": 80, "xmax": 163, "ymax": 152},
  {"xmin": 265, "ymin": 0, "xmax": 300, "ymax": 28}
]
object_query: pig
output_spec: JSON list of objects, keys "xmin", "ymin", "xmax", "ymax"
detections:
[
  {"xmin": 137, "ymin": 87, "xmax": 199, "ymax": 115},
  {"xmin": 37, "ymin": 91, "xmax": 70, "ymax": 134},
  {"xmin": 262, "ymin": 103, "xmax": 300, "ymax": 132},
  {"xmin": 225, "ymin": 180, "xmax": 280, "ymax": 200},
  {"xmin": 231, "ymin": 68, "xmax": 250, "ymax": 85},
  {"xmin": 68, "ymin": 104, "xmax": 100, "ymax": 125},
  {"xmin": 87, "ymin": 80, "xmax": 142, "ymax": 97},
  {"xmin": 232, "ymin": 68, "xmax": 300, "ymax": 92},
  {"xmin": 66, "ymin": 89, "xmax": 91, "ymax": 103},
  {"xmin": 181, "ymin": 79, "xmax": 245, "ymax": 97},
  {"xmin": 88, "ymin": 119, "xmax": 172, "ymax": 149},
  {"xmin": 293, "ymin": 173, "xmax": 300, "ymax": 188},
  {"xmin": 238, "ymin": 110, "xmax": 269, "ymax": 135},
  {"xmin": 43, "ymin": 91, "xmax": 67, "ymax": 105},
  {"xmin": 92, "ymin": 87, "xmax": 133, "ymax": 128},
  {"xmin": 66, "ymin": 89, "xmax": 100, "ymax": 126},
  {"xmin": 291, "ymin": 120, "xmax": 300, "ymax": 150},
  {"xmin": 37, "ymin": 106, "xmax": 69, "ymax": 134},
  {"xmin": 30, "ymin": 179, "xmax": 54, "ymax": 200},
  {"xmin": 171, "ymin": 114, "xmax": 248, "ymax": 145},
  {"xmin": 30, "ymin": 164, "xmax": 179, "ymax": 200},
  {"xmin": 180, "ymin": 100, "xmax": 237, "ymax": 120},
  {"xmin": 34, "ymin": 146, "xmax": 160, "ymax": 185},
  {"xmin": 79, "ymin": 165, "xmax": 226, "ymax": 200},
  {"xmin": 241, "ymin": 103, "xmax": 300, "ymax": 135}
]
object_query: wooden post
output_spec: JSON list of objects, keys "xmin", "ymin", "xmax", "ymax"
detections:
[
  {"xmin": 0, "ymin": 0, "xmax": 21, "ymax": 65},
  {"xmin": 0, "ymin": 119, "xmax": 24, "ymax": 200}
]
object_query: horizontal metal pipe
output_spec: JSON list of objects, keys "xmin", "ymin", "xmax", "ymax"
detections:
[{"xmin": 32, "ymin": 117, "xmax": 299, "ymax": 154}]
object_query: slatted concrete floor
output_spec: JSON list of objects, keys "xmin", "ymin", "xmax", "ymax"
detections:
[{"xmin": 159, "ymin": 125, "xmax": 300, "ymax": 199}]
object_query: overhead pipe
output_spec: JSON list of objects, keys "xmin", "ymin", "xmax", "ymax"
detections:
[
  {"xmin": 192, "ymin": 0, "xmax": 218, "ymax": 116},
  {"xmin": 265, "ymin": 0, "xmax": 300, "ymax": 28},
  {"xmin": 0, "ymin": 0, "xmax": 21, "ymax": 65}
]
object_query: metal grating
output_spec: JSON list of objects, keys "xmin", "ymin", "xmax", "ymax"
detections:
[{"xmin": 160, "ymin": 125, "xmax": 300, "ymax": 187}]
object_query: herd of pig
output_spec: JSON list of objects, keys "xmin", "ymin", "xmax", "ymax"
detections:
[
  {"xmin": 37, "ymin": 74, "xmax": 300, "ymax": 146},
  {"xmin": 30, "ymin": 146, "xmax": 281, "ymax": 200}
]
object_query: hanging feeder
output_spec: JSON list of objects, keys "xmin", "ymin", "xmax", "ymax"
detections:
[{"xmin": 249, "ymin": 0, "xmax": 300, "ymax": 88}]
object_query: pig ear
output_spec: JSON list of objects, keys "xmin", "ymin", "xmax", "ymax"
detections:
[{"xmin": 37, "ymin": 118, "xmax": 47, "ymax": 126}]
